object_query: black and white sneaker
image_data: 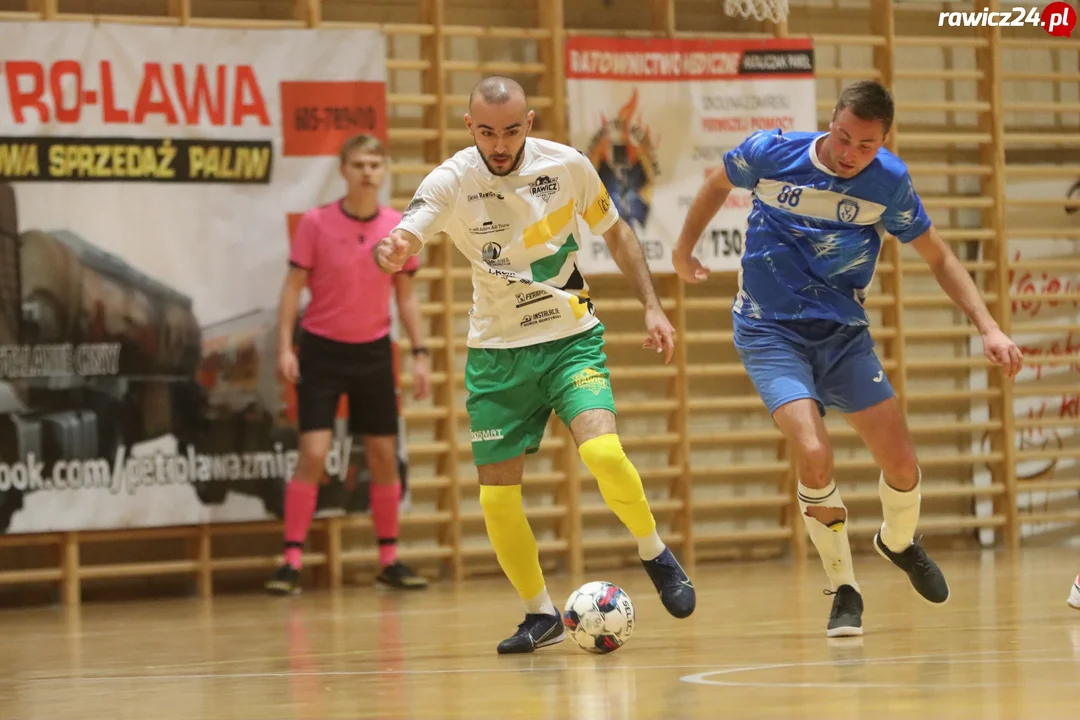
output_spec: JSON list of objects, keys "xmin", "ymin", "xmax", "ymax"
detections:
[
  {"xmin": 496, "ymin": 611, "xmax": 565, "ymax": 655},
  {"xmin": 824, "ymin": 585, "xmax": 864, "ymax": 637},
  {"xmin": 874, "ymin": 532, "xmax": 950, "ymax": 604},
  {"xmin": 641, "ymin": 547, "xmax": 696, "ymax": 619},
  {"xmin": 1067, "ymin": 574, "xmax": 1080, "ymax": 610},
  {"xmin": 265, "ymin": 564, "xmax": 301, "ymax": 596},
  {"xmin": 376, "ymin": 561, "xmax": 429, "ymax": 590}
]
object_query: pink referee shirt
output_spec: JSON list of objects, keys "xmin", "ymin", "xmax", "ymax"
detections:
[{"xmin": 289, "ymin": 201, "xmax": 420, "ymax": 344}]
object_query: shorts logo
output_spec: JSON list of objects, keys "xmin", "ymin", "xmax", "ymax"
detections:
[
  {"xmin": 837, "ymin": 198, "xmax": 859, "ymax": 223},
  {"xmin": 530, "ymin": 175, "xmax": 560, "ymax": 201},
  {"xmin": 471, "ymin": 429, "xmax": 504, "ymax": 442},
  {"xmin": 572, "ymin": 367, "xmax": 608, "ymax": 395}
]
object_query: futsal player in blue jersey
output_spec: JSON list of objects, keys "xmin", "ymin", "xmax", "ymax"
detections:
[{"xmin": 673, "ymin": 81, "xmax": 1023, "ymax": 637}]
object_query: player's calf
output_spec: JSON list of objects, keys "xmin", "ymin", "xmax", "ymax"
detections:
[{"xmin": 578, "ymin": 432, "xmax": 696, "ymax": 618}]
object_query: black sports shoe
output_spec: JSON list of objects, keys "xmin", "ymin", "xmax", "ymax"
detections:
[
  {"xmin": 874, "ymin": 532, "xmax": 950, "ymax": 604},
  {"xmin": 376, "ymin": 561, "xmax": 429, "ymax": 590},
  {"xmin": 265, "ymin": 564, "xmax": 301, "ymax": 596},
  {"xmin": 824, "ymin": 585, "xmax": 864, "ymax": 637},
  {"xmin": 641, "ymin": 547, "xmax": 696, "ymax": 619},
  {"xmin": 496, "ymin": 611, "xmax": 565, "ymax": 655}
]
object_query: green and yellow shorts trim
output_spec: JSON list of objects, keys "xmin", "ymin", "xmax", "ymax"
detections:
[{"xmin": 465, "ymin": 323, "xmax": 616, "ymax": 466}]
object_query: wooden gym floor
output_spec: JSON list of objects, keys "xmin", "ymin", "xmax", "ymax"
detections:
[{"xmin": 2, "ymin": 546, "xmax": 1079, "ymax": 720}]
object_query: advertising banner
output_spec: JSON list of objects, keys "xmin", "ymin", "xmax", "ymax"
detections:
[
  {"xmin": 0, "ymin": 22, "xmax": 400, "ymax": 533},
  {"xmin": 565, "ymin": 36, "xmax": 817, "ymax": 275}
]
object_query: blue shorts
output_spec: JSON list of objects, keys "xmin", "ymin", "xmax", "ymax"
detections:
[{"xmin": 733, "ymin": 313, "xmax": 895, "ymax": 416}]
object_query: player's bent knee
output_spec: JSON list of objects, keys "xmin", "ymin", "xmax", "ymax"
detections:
[
  {"xmin": 579, "ymin": 433, "xmax": 627, "ymax": 477},
  {"xmin": 795, "ymin": 441, "xmax": 833, "ymax": 488},
  {"xmin": 882, "ymin": 454, "xmax": 921, "ymax": 491}
]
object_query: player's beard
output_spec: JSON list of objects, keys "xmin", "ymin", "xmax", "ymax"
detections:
[{"xmin": 478, "ymin": 142, "xmax": 526, "ymax": 177}]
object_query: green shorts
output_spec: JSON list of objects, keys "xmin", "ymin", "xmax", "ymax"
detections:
[{"xmin": 465, "ymin": 323, "xmax": 616, "ymax": 466}]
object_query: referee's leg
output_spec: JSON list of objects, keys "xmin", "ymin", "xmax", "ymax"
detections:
[
  {"xmin": 350, "ymin": 342, "xmax": 428, "ymax": 590},
  {"xmin": 265, "ymin": 375, "xmax": 340, "ymax": 596}
]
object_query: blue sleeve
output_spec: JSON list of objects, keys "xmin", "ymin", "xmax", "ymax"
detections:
[
  {"xmin": 883, "ymin": 173, "xmax": 932, "ymax": 243},
  {"xmin": 722, "ymin": 129, "xmax": 781, "ymax": 190}
]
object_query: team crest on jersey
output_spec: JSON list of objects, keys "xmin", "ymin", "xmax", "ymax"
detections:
[
  {"xmin": 585, "ymin": 88, "xmax": 660, "ymax": 232},
  {"xmin": 837, "ymin": 198, "xmax": 860, "ymax": 223},
  {"xmin": 530, "ymin": 175, "xmax": 560, "ymax": 201}
]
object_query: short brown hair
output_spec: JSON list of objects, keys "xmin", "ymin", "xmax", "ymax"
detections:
[
  {"xmin": 339, "ymin": 134, "xmax": 387, "ymax": 164},
  {"xmin": 833, "ymin": 80, "xmax": 894, "ymax": 133}
]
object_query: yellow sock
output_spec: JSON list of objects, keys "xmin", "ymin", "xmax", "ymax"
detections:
[
  {"xmin": 580, "ymin": 434, "xmax": 658, "ymax": 540},
  {"xmin": 478, "ymin": 485, "xmax": 546, "ymax": 601}
]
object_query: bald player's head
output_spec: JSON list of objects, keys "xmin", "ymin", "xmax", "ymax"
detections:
[
  {"xmin": 465, "ymin": 76, "xmax": 534, "ymax": 177},
  {"xmin": 468, "ymin": 76, "xmax": 527, "ymax": 112}
]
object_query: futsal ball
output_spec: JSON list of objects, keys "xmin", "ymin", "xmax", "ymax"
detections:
[{"xmin": 562, "ymin": 581, "xmax": 635, "ymax": 653}]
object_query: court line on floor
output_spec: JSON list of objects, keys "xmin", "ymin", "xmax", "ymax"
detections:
[
  {"xmin": 6, "ymin": 647, "xmax": 1063, "ymax": 686},
  {"xmin": 680, "ymin": 649, "xmax": 1080, "ymax": 688}
]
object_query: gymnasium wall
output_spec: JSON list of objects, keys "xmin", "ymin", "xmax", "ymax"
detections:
[{"xmin": 0, "ymin": 0, "xmax": 1076, "ymax": 603}]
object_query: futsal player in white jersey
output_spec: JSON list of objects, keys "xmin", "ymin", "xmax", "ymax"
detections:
[
  {"xmin": 373, "ymin": 77, "xmax": 696, "ymax": 654},
  {"xmin": 674, "ymin": 80, "xmax": 1024, "ymax": 637}
]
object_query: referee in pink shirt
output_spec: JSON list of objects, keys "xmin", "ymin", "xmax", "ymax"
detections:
[{"xmin": 266, "ymin": 134, "xmax": 432, "ymax": 595}]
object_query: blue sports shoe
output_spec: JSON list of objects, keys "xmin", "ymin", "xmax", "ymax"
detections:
[{"xmin": 641, "ymin": 548, "xmax": 696, "ymax": 618}]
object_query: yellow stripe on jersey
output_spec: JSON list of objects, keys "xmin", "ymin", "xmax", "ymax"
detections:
[
  {"xmin": 581, "ymin": 188, "xmax": 613, "ymax": 231},
  {"xmin": 568, "ymin": 292, "xmax": 590, "ymax": 320},
  {"xmin": 523, "ymin": 200, "xmax": 575, "ymax": 249}
]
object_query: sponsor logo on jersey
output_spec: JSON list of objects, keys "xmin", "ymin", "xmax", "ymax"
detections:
[
  {"xmin": 486, "ymin": 266, "xmax": 532, "ymax": 286},
  {"xmin": 468, "ymin": 190, "xmax": 504, "ymax": 202},
  {"xmin": 470, "ymin": 220, "xmax": 510, "ymax": 236},
  {"xmin": 515, "ymin": 289, "xmax": 551, "ymax": 308},
  {"xmin": 402, "ymin": 195, "xmax": 427, "ymax": 220},
  {"xmin": 519, "ymin": 308, "xmax": 561, "ymax": 327},
  {"xmin": 471, "ymin": 429, "xmax": 504, "ymax": 442},
  {"xmin": 482, "ymin": 241, "xmax": 510, "ymax": 266}
]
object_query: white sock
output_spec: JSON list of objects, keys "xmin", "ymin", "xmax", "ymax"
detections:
[
  {"xmin": 879, "ymin": 469, "xmax": 921, "ymax": 553},
  {"xmin": 636, "ymin": 531, "xmax": 666, "ymax": 561},
  {"xmin": 798, "ymin": 481, "xmax": 859, "ymax": 593},
  {"xmin": 524, "ymin": 587, "xmax": 557, "ymax": 616}
]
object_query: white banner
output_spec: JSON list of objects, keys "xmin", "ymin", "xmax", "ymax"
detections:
[
  {"xmin": 0, "ymin": 22, "xmax": 391, "ymax": 533},
  {"xmin": 971, "ymin": 177, "xmax": 1080, "ymax": 545},
  {"xmin": 565, "ymin": 36, "xmax": 817, "ymax": 275}
]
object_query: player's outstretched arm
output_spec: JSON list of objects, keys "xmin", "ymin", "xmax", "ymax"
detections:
[
  {"xmin": 910, "ymin": 225, "xmax": 1024, "ymax": 378},
  {"xmin": 672, "ymin": 165, "xmax": 736, "ymax": 283},
  {"xmin": 601, "ymin": 218, "xmax": 675, "ymax": 364},
  {"xmin": 374, "ymin": 229, "xmax": 423, "ymax": 274}
]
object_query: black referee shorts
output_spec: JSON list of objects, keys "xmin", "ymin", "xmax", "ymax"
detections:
[{"xmin": 296, "ymin": 330, "xmax": 399, "ymax": 436}]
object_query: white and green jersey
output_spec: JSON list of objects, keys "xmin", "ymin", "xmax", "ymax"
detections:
[{"xmin": 394, "ymin": 137, "xmax": 619, "ymax": 349}]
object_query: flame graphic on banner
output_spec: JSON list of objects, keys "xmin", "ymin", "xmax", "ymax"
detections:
[{"xmin": 585, "ymin": 89, "xmax": 660, "ymax": 232}]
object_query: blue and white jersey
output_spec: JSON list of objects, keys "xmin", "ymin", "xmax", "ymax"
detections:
[{"xmin": 723, "ymin": 129, "xmax": 932, "ymax": 326}]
